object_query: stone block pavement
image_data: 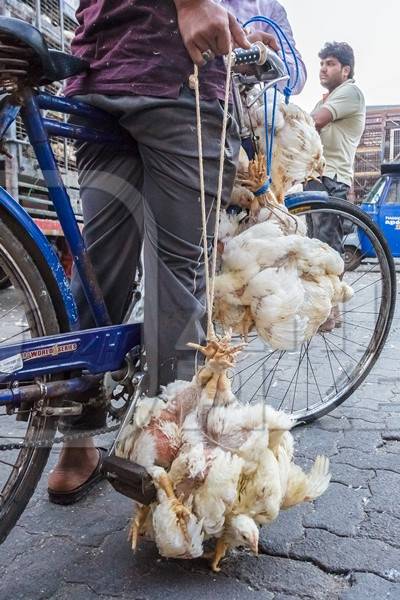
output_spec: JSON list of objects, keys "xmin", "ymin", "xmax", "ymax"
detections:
[{"xmin": 1, "ymin": 288, "xmax": 400, "ymax": 599}]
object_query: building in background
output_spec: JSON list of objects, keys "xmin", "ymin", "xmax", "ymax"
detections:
[
  {"xmin": 0, "ymin": 0, "xmax": 80, "ymax": 274},
  {"xmin": 353, "ymin": 105, "xmax": 400, "ymax": 202}
]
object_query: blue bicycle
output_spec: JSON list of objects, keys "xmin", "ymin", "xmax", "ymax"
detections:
[{"xmin": 0, "ymin": 17, "xmax": 396, "ymax": 543}]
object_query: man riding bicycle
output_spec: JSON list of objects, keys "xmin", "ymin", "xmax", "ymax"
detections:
[{"xmin": 48, "ymin": 0, "xmax": 306, "ymax": 504}]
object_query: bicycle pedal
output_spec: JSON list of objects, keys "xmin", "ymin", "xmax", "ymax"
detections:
[{"xmin": 102, "ymin": 454, "xmax": 156, "ymax": 505}]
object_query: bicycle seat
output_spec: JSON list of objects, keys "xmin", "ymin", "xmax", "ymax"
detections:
[{"xmin": 0, "ymin": 16, "xmax": 88, "ymax": 87}]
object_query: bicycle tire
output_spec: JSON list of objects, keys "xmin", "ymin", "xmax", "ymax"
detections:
[
  {"xmin": 0, "ymin": 208, "xmax": 69, "ymax": 543},
  {"xmin": 229, "ymin": 197, "xmax": 396, "ymax": 424}
]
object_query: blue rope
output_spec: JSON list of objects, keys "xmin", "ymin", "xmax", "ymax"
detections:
[
  {"xmin": 256, "ymin": 84, "xmax": 278, "ymax": 197},
  {"xmin": 243, "ymin": 15, "xmax": 300, "ymax": 103},
  {"xmin": 243, "ymin": 15, "xmax": 300, "ymax": 196},
  {"xmin": 268, "ymin": 85, "xmax": 278, "ymax": 171},
  {"xmin": 255, "ymin": 181, "xmax": 271, "ymax": 196},
  {"xmin": 264, "ymin": 90, "xmax": 270, "ymax": 171}
]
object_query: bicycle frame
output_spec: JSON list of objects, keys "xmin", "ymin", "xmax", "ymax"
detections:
[
  {"xmin": 0, "ymin": 89, "xmax": 141, "ymax": 406},
  {"xmin": 0, "ymin": 87, "xmax": 330, "ymax": 409}
]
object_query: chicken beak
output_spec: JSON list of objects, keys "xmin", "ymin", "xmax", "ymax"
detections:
[{"xmin": 251, "ymin": 537, "xmax": 259, "ymax": 555}]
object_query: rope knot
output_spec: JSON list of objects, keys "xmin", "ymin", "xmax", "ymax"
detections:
[
  {"xmin": 255, "ymin": 180, "xmax": 272, "ymax": 197},
  {"xmin": 283, "ymin": 86, "xmax": 292, "ymax": 104}
]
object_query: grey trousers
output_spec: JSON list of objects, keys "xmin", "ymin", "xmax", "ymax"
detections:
[
  {"xmin": 63, "ymin": 86, "xmax": 240, "ymax": 432},
  {"xmin": 304, "ymin": 176, "xmax": 350, "ymax": 254}
]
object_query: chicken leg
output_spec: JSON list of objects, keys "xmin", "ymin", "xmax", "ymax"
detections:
[
  {"xmin": 129, "ymin": 504, "xmax": 151, "ymax": 551},
  {"xmin": 188, "ymin": 336, "xmax": 245, "ymax": 401},
  {"xmin": 211, "ymin": 538, "xmax": 229, "ymax": 573},
  {"xmin": 150, "ymin": 468, "xmax": 192, "ymax": 541}
]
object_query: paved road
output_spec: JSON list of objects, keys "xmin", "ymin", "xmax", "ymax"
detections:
[{"xmin": 0, "ymin": 272, "xmax": 400, "ymax": 600}]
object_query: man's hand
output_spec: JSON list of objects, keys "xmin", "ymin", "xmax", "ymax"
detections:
[
  {"xmin": 234, "ymin": 30, "xmax": 280, "ymax": 77},
  {"xmin": 246, "ymin": 30, "xmax": 279, "ymax": 53},
  {"xmin": 174, "ymin": 0, "xmax": 250, "ymax": 66}
]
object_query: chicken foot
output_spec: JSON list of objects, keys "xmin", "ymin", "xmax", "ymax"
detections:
[
  {"xmin": 152, "ymin": 469, "xmax": 192, "ymax": 542},
  {"xmin": 189, "ymin": 337, "xmax": 245, "ymax": 375},
  {"xmin": 203, "ymin": 538, "xmax": 229, "ymax": 572},
  {"xmin": 129, "ymin": 504, "xmax": 151, "ymax": 551}
]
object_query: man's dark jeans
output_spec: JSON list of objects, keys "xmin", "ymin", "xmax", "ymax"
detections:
[{"xmin": 304, "ymin": 176, "xmax": 350, "ymax": 254}]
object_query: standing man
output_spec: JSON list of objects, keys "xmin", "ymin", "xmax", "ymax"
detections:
[
  {"xmin": 306, "ymin": 42, "xmax": 366, "ymax": 252},
  {"xmin": 306, "ymin": 42, "xmax": 366, "ymax": 330}
]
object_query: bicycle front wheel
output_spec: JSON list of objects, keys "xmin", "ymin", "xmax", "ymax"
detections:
[
  {"xmin": 230, "ymin": 197, "xmax": 396, "ymax": 423},
  {"xmin": 0, "ymin": 209, "xmax": 67, "ymax": 543}
]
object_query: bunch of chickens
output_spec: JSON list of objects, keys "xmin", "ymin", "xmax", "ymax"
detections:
[
  {"xmin": 214, "ymin": 89, "xmax": 354, "ymax": 348},
  {"xmin": 116, "ymin": 336, "xmax": 331, "ymax": 571}
]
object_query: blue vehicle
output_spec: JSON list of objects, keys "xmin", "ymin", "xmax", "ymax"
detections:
[{"xmin": 344, "ymin": 163, "xmax": 400, "ymax": 269}]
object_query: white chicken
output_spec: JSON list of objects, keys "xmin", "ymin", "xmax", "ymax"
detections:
[
  {"xmin": 215, "ymin": 210, "xmax": 354, "ymax": 349},
  {"xmin": 204, "ymin": 416, "xmax": 331, "ymax": 572},
  {"xmin": 214, "ymin": 87, "xmax": 353, "ymax": 348}
]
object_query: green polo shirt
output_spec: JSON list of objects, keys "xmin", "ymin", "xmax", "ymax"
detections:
[{"xmin": 312, "ymin": 79, "xmax": 366, "ymax": 186}]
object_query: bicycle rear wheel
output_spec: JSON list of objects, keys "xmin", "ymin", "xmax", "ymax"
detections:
[
  {"xmin": 230, "ymin": 198, "xmax": 396, "ymax": 423},
  {"xmin": 0, "ymin": 210, "xmax": 68, "ymax": 543}
]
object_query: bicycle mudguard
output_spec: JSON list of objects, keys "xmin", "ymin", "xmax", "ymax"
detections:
[
  {"xmin": 285, "ymin": 191, "xmax": 330, "ymax": 210},
  {"xmin": 0, "ymin": 185, "xmax": 79, "ymax": 329}
]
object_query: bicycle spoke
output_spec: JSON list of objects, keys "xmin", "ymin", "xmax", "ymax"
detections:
[
  {"xmin": 328, "ymin": 330, "xmax": 368, "ymax": 350},
  {"xmin": 278, "ymin": 344, "xmax": 308, "ymax": 411},
  {"xmin": 353, "ymin": 277, "xmax": 383, "ymax": 295},
  {"xmin": 339, "ymin": 319, "xmax": 375, "ymax": 332},
  {"xmin": 322, "ymin": 335, "xmax": 352, "ymax": 380},
  {"xmin": 323, "ymin": 335, "xmax": 357, "ymax": 368},
  {"xmin": 248, "ymin": 351, "xmax": 285, "ymax": 403},
  {"xmin": 235, "ymin": 351, "xmax": 277, "ymax": 376},
  {"xmin": 0, "ymin": 458, "xmax": 18, "ymax": 469},
  {"xmin": 349, "ymin": 262, "xmax": 382, "ymax": 287},
  {"xmin": 306, "ymin": 348, "xmax": 324, "ymax": 403},
  {"xmin": 0, "ymin": 327, "xmax": 31, "ymax": 344},
  {"xmin": 323, "ymin": 335, "xmax": 338, "ymax": 394},
  {"xmin": 235, "ymin": 351, "xmax": 279, "ymax": 395},
  {"xmin": 339, "ymin": 297, "xmax": 383, "ymax": 317},
  {"xmin": 0, "ymin": 301, "xmax": 24, "ymax": 321}
]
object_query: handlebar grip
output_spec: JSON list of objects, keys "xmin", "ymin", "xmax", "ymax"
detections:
[
  {"xmin": 232, "ymin": 43, "xmax": 287, "ymax": 80},
  {"xmin": 232, "ymin": 43, "xmax": 266, "ymax": 66}
]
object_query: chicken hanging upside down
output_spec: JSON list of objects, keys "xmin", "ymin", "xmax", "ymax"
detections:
[
  {"xmin": 116, "ymin": 336, "xmax": 331, "ymax": 572},
  {"xmin": 214, "ymin": 89, "xmax": 353, "ymax": 348}
]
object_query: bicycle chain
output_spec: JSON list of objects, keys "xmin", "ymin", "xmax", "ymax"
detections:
[{"xmin": 0, "ymin": 420, "xmax": 122, "ymax": 451}]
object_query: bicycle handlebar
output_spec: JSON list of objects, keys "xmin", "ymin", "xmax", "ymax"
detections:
[{"xmin": 231, "ymin": 42, "xmax": 287, "ymax": 78}]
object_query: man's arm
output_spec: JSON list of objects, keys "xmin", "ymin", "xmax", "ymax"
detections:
[
  {"xmin": 312, "ymin": 85, "xmax": 364, "ymax": 131},
  {"xmin": 174, "ymin": 0, "xmax": 250, "ymax": 66},
  {"xmin": 312, "ymin": 107, "xmax": 333, "ymax": 132}
]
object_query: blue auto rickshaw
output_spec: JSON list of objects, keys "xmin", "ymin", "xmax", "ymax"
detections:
[{"xmin": 343, "ymin": 163, "xmax": 400, "ymax": 269}]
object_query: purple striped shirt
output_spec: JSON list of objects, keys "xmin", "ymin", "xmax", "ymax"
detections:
[{"xmin": 65, "ymin": 0, "xmax": 306, "ymax": 99}]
